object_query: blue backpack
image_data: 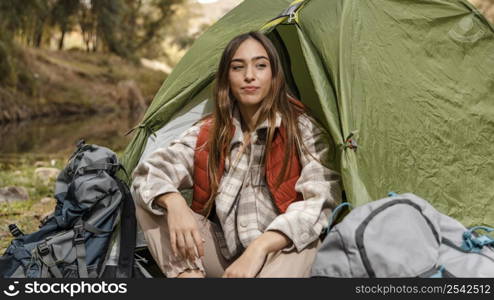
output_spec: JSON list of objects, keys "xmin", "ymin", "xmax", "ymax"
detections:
[
  {"xmin": 0, "ymin": 141, "xmax": 137, "ymax": 278},
  {"xmin": 311, "ymin": 193, "xmax": 494, "ymax": 278}
]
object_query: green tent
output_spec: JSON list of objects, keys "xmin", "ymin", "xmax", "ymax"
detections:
[{"xmin": 122, "ymin": 0, "xmax": 494, "ymax": 227}]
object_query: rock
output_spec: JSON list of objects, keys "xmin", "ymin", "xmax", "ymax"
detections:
[
  {"xmin": 0, "ymin": 186, "xmax": 29, "ymax": 203},
  {"xmin": 114, "ymin": 80, "xmax": 147, "ymax": 111},
  {"xmin": 34, "ymin": 161, "xmax": 48, "ymax": 168},
  {"xmin": 34, "ymin": 167, "xmax": 60, "ymax": 184},
  {"xmin": 40, "ymin": 197, "xmax": 56, "ymax": 204}
]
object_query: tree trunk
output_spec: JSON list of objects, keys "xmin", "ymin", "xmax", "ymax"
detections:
[
  {"xmin": 33, "ymin": 28, "xmax": 43, "ymax": 48},
  {"xmin": 58, "ymin": 29, "xmax": 66, "ymax": 50},
  {"xmin": 33, "ymin": 17, "xmax": 46, "ymax": 48},
  {"xmin": 92, "ymin": 34, "xmax": 98, "ymax": 52}
]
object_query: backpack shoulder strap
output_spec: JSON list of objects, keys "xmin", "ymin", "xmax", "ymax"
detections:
[{"xmin": 115, "ymin": 178, "xmax": 137, "ymax": 278}]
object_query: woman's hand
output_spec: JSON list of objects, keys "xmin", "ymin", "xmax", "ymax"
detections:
[
  {"xmin": 222, "ymin": 242, "xmax": 268, "ymax": 278},
  {"xmin": 222, "ymin": 230, "xmax": 291, "ymax": 278},
  {"xmin": 155, "ymin": 193, "xmax": 205, "ymax": 261}
]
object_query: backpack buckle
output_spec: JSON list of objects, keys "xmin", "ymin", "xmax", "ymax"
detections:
[
  {"xmin": 37, "ymin": 242, "xmax": 50, "ymax": 256},
  {"xmin": 73, "ymin": 224, "xmax": 85, "ymax": 245},
  {"xmin": 39, "ymin": 214, "xmax": 54, "ymax": 228},
  {"xmin": 8, "ymin": 224, "xmax": 24, "ymax": 237}
]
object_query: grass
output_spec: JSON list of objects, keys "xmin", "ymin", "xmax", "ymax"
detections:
[
  {"xmin": 0, "ymin": 157, "xmax": 65, "ymax": 252},
  {"xmin": 35, "ymin": 51, "xmax": 104, "ymax": 78}
]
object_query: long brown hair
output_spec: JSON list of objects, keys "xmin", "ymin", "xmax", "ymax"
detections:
[{"xmin": 205, "ymin": 31, "xmax": 307, "ymax": 209}]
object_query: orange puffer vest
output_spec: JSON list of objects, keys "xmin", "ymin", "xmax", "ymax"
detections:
[{"xmin": 192, "ymin": 99, "xmax": 304, "ymax": 217}]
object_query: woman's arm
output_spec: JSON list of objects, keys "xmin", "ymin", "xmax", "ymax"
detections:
[
  {"xmin": 222, "ymin": 230, "xmax": 290, "ymax": 278},
  {"xmin": 131, "ymin": 124, "xmax": 200, "ymax": 215},
  {"xmin": 223, "ymin": 115, "xmax": 341, "ymax": 278},
  {"xmin": 132, "ymin": 123, "xmax": 205, "ymax": 262}
]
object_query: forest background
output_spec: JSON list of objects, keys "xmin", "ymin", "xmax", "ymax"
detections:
[{"xmin": 0, "ymin": 0, "xmax": 241, "ymax": 251}]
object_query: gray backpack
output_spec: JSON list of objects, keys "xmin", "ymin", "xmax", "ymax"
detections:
[
  {"xmin": 311, "ymin": 193, "xmax": 494, "ymax": 278},
  {"xmin": 0, "ymin": 141, "xmax": 139, "ymax": 278}
]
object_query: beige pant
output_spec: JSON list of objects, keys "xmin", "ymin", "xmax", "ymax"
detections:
[{"xmin": 136, "ymin": 204, "xmax": 321, "ymax": 278}]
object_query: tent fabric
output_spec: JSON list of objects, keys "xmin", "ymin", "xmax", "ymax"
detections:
[
  {"xmin": 298, "ymin": 0, "xmax": 494, "ymax": 226},
  {"xmin": 122, "ymin": 0, "xmax": 494, "ymax": 227}
]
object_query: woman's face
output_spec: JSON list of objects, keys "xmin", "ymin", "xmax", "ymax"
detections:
[{"xmin": 228, "ymin": 38, "xmax": 272, "ymax": 111}]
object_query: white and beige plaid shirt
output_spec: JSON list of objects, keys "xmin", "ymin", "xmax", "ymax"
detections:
[{"xmin": 132, "ymin": 104, "xmax": 341, "ymax": 260}]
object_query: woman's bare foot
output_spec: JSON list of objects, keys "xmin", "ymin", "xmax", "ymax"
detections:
[{"xmin": 176, "ymin": 270, "xmax": 205, "ymax": 278}]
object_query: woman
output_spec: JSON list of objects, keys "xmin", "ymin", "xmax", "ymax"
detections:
[{"xmin": 132, "ymin": 31, "xmax": 341, "ymax": 278}]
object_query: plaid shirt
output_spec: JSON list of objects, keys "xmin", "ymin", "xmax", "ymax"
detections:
[{"xmin": 132, "ymin": 105, "xmax": 341, "ymax": 260}]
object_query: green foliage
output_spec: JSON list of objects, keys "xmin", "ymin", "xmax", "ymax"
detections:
[
  {"xmin": 0, "ymin": 0, "xmax": 187, "ymax": 62},
  {"xmin": 88, "ymin": 0, "xmax": 186, "ymax": 61},
  {"xmin": 51, "ymin": 0, "xmax": 81, "ymax": 50},
  {"xmin": 91, "ymin": 0, "xmax": 127, "ymax": 58},
  {"xmin": 0, "ymin": 37, "xmax": 39, "ymax": 95},
  {"xmin": 0, "ymin": 0, "xmax": 172, "ymax": 122},
  {"xmin": 120, "ymin": 0, "xmax": 185, "ymax": 54},
  {"xmin": 0, "ymin": 0, "xmax": 53, "ymax": 47},
  {"xmin": 0, "ymin": 41, "xmax": 16, "ymax": 86}
]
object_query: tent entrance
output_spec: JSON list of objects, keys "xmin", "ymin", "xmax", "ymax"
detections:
[
  {"xmin": 268, "ymin": 25, "xmax": 322, "ymax": 122},
  {"xmin": 267, "ymin": 24, "xmax": 342, "ymax": 174},
  {"xmin": 267, "ymin": 24, "xmax": 341, "ymax": 142}
]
